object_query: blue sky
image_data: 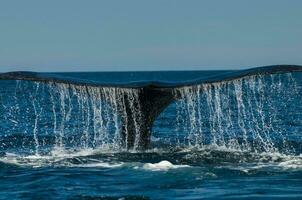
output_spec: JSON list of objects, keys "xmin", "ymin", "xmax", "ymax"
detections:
[{"xmin": 0, "ymin": 0, "xmax": 301, "ymax": 72}]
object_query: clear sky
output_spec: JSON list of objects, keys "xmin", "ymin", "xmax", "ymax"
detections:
[{"xmin": 0, "ymin": 0, "xmax": 301, "ymax": 72}]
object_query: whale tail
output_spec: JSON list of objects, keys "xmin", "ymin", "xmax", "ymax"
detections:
[
  {"xmin": 1, "ymin": 65, "xmax": 302, "ymax": 150},
  {"xmin": 119, "ymin": 86, "xmax": 175, "ymax": 149}
]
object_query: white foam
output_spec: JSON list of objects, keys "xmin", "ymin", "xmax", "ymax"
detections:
[
  {"xmin": 0, "ymin": 147, "xmax": 123, "ymax": 168},
  {"xmin": 69, "ymin": 161, "xmax": 123, "ymax": 168},
  {"xmin": 220, "ymin": 153, "xmax": 302, "ymax": 173},
  {"xmin": 277, "ymin": 155, "xmax": 302, "ymax": 170},
  {"xmin": 142, "ymin": 160, "xmax": 189, "ymax": 171}
]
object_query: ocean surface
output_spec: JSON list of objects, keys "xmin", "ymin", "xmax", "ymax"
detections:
[{"xmin": 0, "ymin": 67, "xmax": 302, "ymax": 200}]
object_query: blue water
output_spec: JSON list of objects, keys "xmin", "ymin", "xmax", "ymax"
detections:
[{"xmin": 0, "ymin": 68, "xmax": 302, "ymax": 199}]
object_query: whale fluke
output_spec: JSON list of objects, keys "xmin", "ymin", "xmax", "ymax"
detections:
[{"xmin": 1, "ymin": 65, "xmax": 302, "ymax": 149}]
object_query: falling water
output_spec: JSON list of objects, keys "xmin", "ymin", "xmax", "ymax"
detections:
[
  {"xmin": 173, "ymin": 72, "xmax": 301, "ymax": 154},
  {"xmin": 0, "ymin": 72, "xmax": 301, "ymax": 155},
  {"xmin": 0, "ymin": 81, "xmax": 145, "ymax": 154}
]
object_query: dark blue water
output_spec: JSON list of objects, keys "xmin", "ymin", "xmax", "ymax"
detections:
[{"xmin": 0, "ymin": 67, "xmax": 302, "ymax": 199}]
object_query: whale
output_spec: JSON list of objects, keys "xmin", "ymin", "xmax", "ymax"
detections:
[{"xmin": 1, "ymin": 65, "xmax": 302, "ymax": 149}]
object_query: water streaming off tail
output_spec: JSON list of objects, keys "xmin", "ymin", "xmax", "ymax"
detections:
[
  {"xmin": 0, "ymin": 72, "xmax": 301, "ymax": 156},
  {"xmin": 173, "ymin": 73, "xmax": 302, "ymax": 154},
  {"xmin": 0, "ymin": 81, "xmax": 144, "ymax": 154}
]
